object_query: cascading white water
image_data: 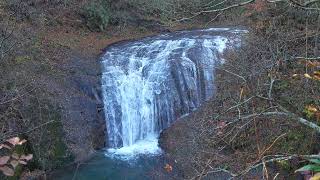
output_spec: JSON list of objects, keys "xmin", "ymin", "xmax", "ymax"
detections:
[{"xmin": 101, "ymin": 28, "xmax": 244, "ymax": 157}]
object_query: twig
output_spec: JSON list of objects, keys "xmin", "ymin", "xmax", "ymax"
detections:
[
  {"xmin": 0, "ymin": 87, "xmax": 35, "ymax": 105},
  {"xmin": 216, "ymin": 67, "xmax": 247, "ymax": 83},
  {"xmin": 257, "ymin": 133, "xmax": 287, "ymax": 161},
  {"xmin": 213, "ymin": 96, "xmax": 254, "ymax": 121},
  {"xmin": 72, "ymin": 163, "xmax": 81, "ymax": 180},
  {"xmin": 294, "ymin": 56, "xmax": 320, "ymax": 60},
  {"xmin": 1, "ymin": 120, "xmax": 56, "ymax": 142},
  {"xmin": 233, "ymin": 111, "xmax": 320, "ymax": 133},
  {"xmin": 237, "ymin": 154, "xmax": 320, "ymax": 178}
]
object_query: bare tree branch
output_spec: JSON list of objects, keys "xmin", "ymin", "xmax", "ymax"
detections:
[
  {"xmin": 294, "ymin": 56, "xmax": 320, "ymax": 60},
  {"xmin": 178, "ymin": 0, "xmax": 320, "ymax": 22}
]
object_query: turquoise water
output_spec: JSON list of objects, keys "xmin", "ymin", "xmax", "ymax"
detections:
[{"xmin": 54, "ymin": 152, "xmax": 176, "ymax": 180}]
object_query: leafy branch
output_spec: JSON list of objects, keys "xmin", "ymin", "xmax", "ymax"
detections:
[{"xmin": 0, "ymin": 137, "xmax": 33, "ymax": 177}]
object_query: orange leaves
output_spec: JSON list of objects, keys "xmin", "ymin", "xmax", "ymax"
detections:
[
  {"xmin": 304, "ymin": 60, "xmax": 320, "ymax": 68},
  {"xmin": 0, "ymin": 156, "xmax": 14, "ymax": 177},
  {"xmin": 6, "ymin": 137, "xmax": 20, "ymax": 146},
  {"xmin": 164, "ymin": 164, "xmax": 173, "ymax": 173},
  {"xmin": 304, "ymin": 59, "xmax": 320, "ymax": 81},
  {"xmin": 0, "ymin": 166, "xmax": 14, "ymax": 176},
  {"xmin": 314, "ymin": 71, "xmax": 320, "ymax": 80},
  {"xmin": 304, "ymin": 105, "xmax": 320, "ymax": 121},
  {"xmin": 0, "ymin": 156, "xmax": 10, "ymax": 166},
  {"xmin": 0, "ymin": 137, "xmax": 28, "ymax": 151},
  {"xmin": 0, "ymin": 144, "xmax": 11, "ymax": 150},
  {"xmin": 0, "ymin": 137, "xmax": 33, "ymax": 177},
  {"xmin": 294, "ymin": 60, "xmax": 320, "ymax": 81},
  {"xmin": 20, "ymin": 154, "xmax": 33, "ymax": 161},
  {"xmin": 306, "ymin": 105, "xmax": 318, "ymax": 113},
  {"xmin": 304, "ymin": 73, "xmax": 313, "ymax": 79},
  {"xmin": 240, "ymin": 87, "xmax": 244, "ymax": 100},
  {"xmin": 250, "ymin": 0, "xmax": 267, "ymax": 13},
  {"xmin": 311, "ymin": 173, "xmax": 320, "ymax": 180},
  {"xmin": 217, "ymin": 121, "xmax": 227, "ymax": 136},
  {"xmin": 303, "ymin": 71, "xmax": 320, "ymax": 81},
  {"xmin": 18, "ymin": 160, "xmax": 27, "ymax": 165},
  {"xmin": 6, "ymin": 137, "xmax": 27, "ymax": 146},
  {"xmin": 0, "ymin": 152, "xmax": 33, "ymax": 176},
  {"xmin": 244, "ymin": 0, "xmax": 268, "ymax": 17},
  {"xmin": 292, "ymin": 71, "xmax": 320, "ymax": 81}
]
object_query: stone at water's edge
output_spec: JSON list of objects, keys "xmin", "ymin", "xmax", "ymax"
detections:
[{"xmin": 101, "ymin": 28, "xmax": 246, "ymax": 156}]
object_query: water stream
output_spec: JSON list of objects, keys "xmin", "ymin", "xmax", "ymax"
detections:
[
  {"xmin": 57, "ymin": 28, "xmax": 245, "ymax": 179},
  {"xmin": 102, "ymin": 28, "xmax": 244, "ymax": 157}
]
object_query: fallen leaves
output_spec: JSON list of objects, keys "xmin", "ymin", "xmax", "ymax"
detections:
[
  {"xmin": 304, "ymin": 73, "xmax": 313, "ymax": 79},
  {"xmin": 217, "ymin": 121, "xmax": 227, "ymax": 135},
  {"xmin": 292, "ymin": 59, "xmax": 320, "ymax": 80},
  {"xmin": 314, "ymin": 71, "xmax": 320, "ymax": 80},
  {"xmin": 305, "ymin": 60, "xmax": 320, "ymax": 68},
  {"xmin": 164, "ymin": 164, "xmax": 173, "ymax": 173},
  {"xmin": 308, "ymin": 106, "xmax": 318, "ymax": 113},
  {"xmin": 292, "ymin": 71, "xmax": 320, "ymax": 81},
  {"xmin": 311, "ymin": 173, "xmax": 320, "ymax": 180},
  {"xmin": 304, "ymin": 105, "xmax": 320, "ymax": 120}
]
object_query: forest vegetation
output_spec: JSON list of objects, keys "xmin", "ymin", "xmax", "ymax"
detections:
[{"xmin": 0, "ymin": 0, "xmax": 320, "ymax": 179}]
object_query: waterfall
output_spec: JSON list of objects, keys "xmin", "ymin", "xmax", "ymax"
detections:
[{"xmin": 101, "ymin": 28, "xmax": 244, "ymax": 157}]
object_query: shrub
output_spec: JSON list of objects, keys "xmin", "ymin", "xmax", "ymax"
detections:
[{"xmin": 82, "ymin": 0, "xmax": 110, "ymax": 31}]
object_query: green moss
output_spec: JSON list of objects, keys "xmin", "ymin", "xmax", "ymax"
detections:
[
  {"xmin": 15, "ymin": 55, "xmax": 32, "ymax": 64},
  {"xmin": 138, "ymin": 26, "xmax": 148, "ymax": 33},
  {"xmin": 278, "ymin": 129, "xmax": 315, "ymax": 154},
  {"xmin": 46, "ymin": 120, "xmax": 74, "ymax": 168},
  {"xmin": 39, "ymin": 105, "xmax": 73, "ymax": 169},
  {"xmin": 274, "ymin": 80, "xmax": 290, "ymax": 92},
  {"xmin": 29, "ymin": 37, "xmax": 43, "ymax": 57},
  {"xmin": 5, "ymin": 81, "xmax": 16, "ymax": 91},
  {"xmin": 20, "ymin": 96, "xmax": 74, "ymax": 171},
  {"xmin": 276, "ymin": 160, "xmax": 291, "ymax": 171},
  {"xmin": 83, "ymin": 0, "xmax": 110, "ymax": 31}
]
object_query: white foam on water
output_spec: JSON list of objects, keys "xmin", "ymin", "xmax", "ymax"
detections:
[
  {"xmin": 201, "ymin": 28, "xmax": 231, "ymax": 32},
  {"xmin": 231, "ymin": 29, "xmax": 249, "ymax": 33},
  {"xmin": 213, "ymin": 36, "xmax": 228, "ymax": 53},
  {"xmin": 105, "ymin": 136, "xmax": 161, "ymax": 160}
]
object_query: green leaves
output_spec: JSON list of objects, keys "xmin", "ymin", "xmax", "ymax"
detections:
[
  {"xmin": 296, "ymin": 158, "xmax": 320, "ymax": 180},
  {"xmin": 83, "ymin": 0, "xmax": 110, "ymax": 31},
  {"xmin": 309, "ymin": 159, "xmax": 320, "ymax": 164},
  {"xmin": 296, "ymin": 164, "xmax": 320, "ymax": 172}
]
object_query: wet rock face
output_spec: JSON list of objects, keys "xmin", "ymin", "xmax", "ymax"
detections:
[
  {"xmin": 101, "ymin": 28, "xmax": 244, "ymax": 149},
  {"xmin": 59, "ymin": 53, "xmax": 106, "ymax": 161}
]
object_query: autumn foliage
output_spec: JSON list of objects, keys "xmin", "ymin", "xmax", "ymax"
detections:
[{"xmin": 0, "ymin": 137, "xmax": 33, "ymax": 177}]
